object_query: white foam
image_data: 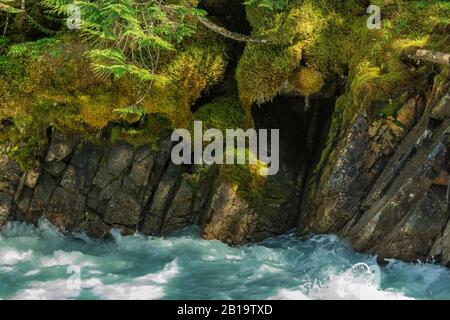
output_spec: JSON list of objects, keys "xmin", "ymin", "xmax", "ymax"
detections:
[
  {"xmin": 135, "ymin": 260, "xmax": 179, "ymax": 284},
  {"xmin": 92, "ymin": 283, "xmax": 165, "ymax": 300},
  {"xmin": 225, "ymin": 255, "xmax": 242, "ymax": 261},
  {"xmin": 0, "ymin": 248, "xmax": 32, "ymax": 265},
  {"xmin": 249, "ymin": 264, "xmax": 282, "ymax": 281},
  {"xmin": 24, "ymin": 270, "xmax": 40, "ymax": 277},
  {"xmin": 12, "ymin": 279, "xmax": 81, "ymax": 300},
  {"xmin": 91, "ymin": 260, "xmax": 178, "ymax": 300},
  {"xmin": 0, "ymin": 266, "xmax": 14, "ymax": 272},
  {"xmin": 269, "ymin": 289, "xmax": 310, "ymax": 300},
  {"xmin": 270, "ymin": 263, "xmax": 414, "ymax": 300},
  {"xmin": 40, "ymin": 250, "xmax": 96, "ymax": 268}
]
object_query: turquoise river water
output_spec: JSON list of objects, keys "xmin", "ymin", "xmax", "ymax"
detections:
[{"xmin": 1, "ymin": 220, "xmax": 450, "ymax": 300}]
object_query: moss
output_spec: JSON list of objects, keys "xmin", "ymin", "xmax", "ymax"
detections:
[
  {"xmin": 290, "ymin": 67, "xmax": 324, "ymax": 96},
  {"xmin": 109, "ymin": 115, "xmax": 171, "ymax": 148},
  {"xmin": 219, "ymin": 161, "xmax": 289, "ymax": 217},
  {"xmin": 236, "ymin": 43, "xmax": 300, "ymax": 107},
  {"xmin": 7, "ymin": 136, "xmax": 39, "ymax": 171},
  {"xmin": 236, "ymin": 0, "xmax": 365, "ymax": 107},
  {"xmin": 194, "ymin": 94, "xmax": 251, "ymax": 131},
  {"xmin": 1, "ymin": 0, "xmax": 449, "ymax": 173},
  {"xmin": 0, "ymin": 24, "xmax": 229, "ymax": 163},
  {"xmin": 141, "ymin": 28, "xmax": 228, "ymax": 128},
  {"xmin": 237, "ymin": 0, "xmax": 449, "ymax": 119}
]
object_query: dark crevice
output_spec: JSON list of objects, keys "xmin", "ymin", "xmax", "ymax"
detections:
[
  {"xmin": 191, "ymin": 0, "xmax": 249, "ymax": 113},
  {"xmin": 252, "ymin": 95, "xmax": 336, "ymax": 177},
  {"xmin": 251, "ymin": 93, "xmax": 337, "ymax": 219},
  {"xmin": 198, "ymin": 0, "xmax": 251, "ymax": 36}
]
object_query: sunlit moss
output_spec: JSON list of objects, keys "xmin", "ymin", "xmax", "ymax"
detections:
[
  {"xmin": 194, "ymin": 94, "xmax": 251, "ymax": 131},
  {"xmin": 142, "ymin": 29, "xmax": 228, "ymax": 128},
  {"xmin": 290, "ymin": 67, "xmax": 324, "ymax": 96}
]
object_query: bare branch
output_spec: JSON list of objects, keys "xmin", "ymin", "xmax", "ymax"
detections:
[
  {"xmin": 409, "ymin": 49, "xmax": 450, "ymax": 65},
  {"xmin": 197, "ymin": 16, "xmax": 268, "ymax": 44}
]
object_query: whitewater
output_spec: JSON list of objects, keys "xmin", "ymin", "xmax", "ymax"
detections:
[{"xmin": 0, "ymin": 220, "xmax": 449, "ymax": 300}]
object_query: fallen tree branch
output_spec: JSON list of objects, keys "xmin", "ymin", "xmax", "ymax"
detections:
[
  {"xmin": 0, "ymin": 2, "xmax": 24, "ymax": 14},
  {"xmin": 197, "ymin": 16, "xmax": 268, "ymax": 44},
  {"xmin": 409, "ymin": 49, "xmax": 450, "ymax": 65}
]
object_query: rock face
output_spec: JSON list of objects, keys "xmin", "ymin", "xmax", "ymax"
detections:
[
  {"xmin": 0, "ymin": 127, "xmax": 298, "ymax": 242},
  {"xmin": 300, "ymin": 75, "xmax": 450, "ymax": 265},
  {"xmin": 0, "ymin": 74, "xmax": 448, "ymax": 268}
]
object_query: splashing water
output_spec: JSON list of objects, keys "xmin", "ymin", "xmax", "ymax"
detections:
[{"xmin": 0, "ymin": 220, "xmax": 450, "ymax": 300}]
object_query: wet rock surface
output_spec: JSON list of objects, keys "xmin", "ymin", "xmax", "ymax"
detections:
[{"xmin": 300, "ymin": 76, "xmax": 450, "ymax": 265}]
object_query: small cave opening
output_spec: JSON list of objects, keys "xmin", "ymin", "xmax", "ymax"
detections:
[{"xmin": 251, "ymin": 94, "xmax": 336, "ymax": 207}]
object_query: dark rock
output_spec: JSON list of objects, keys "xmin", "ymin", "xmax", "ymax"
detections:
[
  {"xmin": 60, "ymin": 164, "xmax": 85, "ymax": 193},
  {"xmin": 299, "ymin": 115, "xmax": 407, "ymax": 234},
  {"xmin": 201, "ymin": 181, "xmax": 256, "ymax": 244},
  {"xmin": 104, "ymin": 142, "xmax": 134, "ymax": 177},
  {"xmin": 431, "ymin": 93, "xmax": 450, "ymax": 121},
  {"xmin": 43, "ymin": 160, "xmax": 67, "ymax": 177},
  {"xmin": 129, "ymin": 145, "xmax": 154, "ymax": 188},
  {"xmin": 104, "ymin": 189, "xmax": 141, "ymax": 226},
  {"xmin": 46, "ymin": 187, "xmax": 86, "ymax": 232},
  {"xmin": 161, "ymin": 176, "xmax": 195, "ymax": 235},
  {"xmin": 192, "ymin": 166, "xmax": 218, "ymax": 221},
  {"xmin": 14, "ymin": 186, "xmax": 33, "ymax": 215},
  {"xmin": 0, "ymin": 154, "xmax": 22, "ymax": 229},
  {"xmin": 0, "ymin": 153, "xmax": 21, "ymax": 183},
  {"xmin": 24, "ymin": 167, "xmax": 41, "ymax": 189},
  {"xmin": 61, "ymin": 144, "xmax": 102, "ymax": 194},
  {"xmin": 93, "ymin": 142, "xmax": 134, "ymax": 191},
  {"xmin": 45, "ymin": 130, "xmax": 79, "ymax": 162},
  {"xmin": 0, "ymin": 191, "xmax": 13, "ymax": 229},
  {"xmin": 98, "ymin": 179, "xmax": 121, "ymax": 201},
  {"xmin": 86, "ymin": 186, "xmax": 108, "ymax": 217},
  {"xmin": 376, "ymin": 255, "xmax": 389, "ymax": 267},
  {"xmin": 74, "ymin": 211, "xmax": 111, "ymax": 239},
  {"xmin": 146, "ymin": 138, "xmax": 173, "ymax": 193},
  {"xmin": 346, "ymin": 127, "xmax": 449, "ymax": 253},
  {"xmin": 429, "ymin": 236, "xmax": 443, "ymax": 261},
  {"xmin": 442, "ymin": 221, "xmax": 450, "ymax": 266},
  {"xmin": 141, "ymin": 162, "xmax": 185, "ymax": 235},
  {"xmin": 374, "ymin": 185, "xmax": 447, "ymax": 262},
  {"xmin": 28, "ymin": 171, "xmax": 58, "ymax": 215}
]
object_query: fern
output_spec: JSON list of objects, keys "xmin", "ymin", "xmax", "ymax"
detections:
[
  {"xmin": 43, "ymin": 0, "xmax": 201, "ymax": 92},
  {"xmin": 113, "ymin": 105, "xmax": 147, "ymax": 123}
]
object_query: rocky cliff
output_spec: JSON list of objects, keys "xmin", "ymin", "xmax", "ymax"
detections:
[
  {"xmin": 0, "ymin": 72, "xmax": 448, "ymax": 267},
  {"xmin": 300, "ymin": 72, "xmax": 450, "ymax": 265},
  {"xmin": 0, "ymin": 126, "xmax": 300, "ymax": 243}
]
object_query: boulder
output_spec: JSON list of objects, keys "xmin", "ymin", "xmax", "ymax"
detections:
[
  {"xmin": 201, "ymin": 181, "xmax": 257, "ymax": 244},
  {"xmin": 45, "ymin": 130, "xmax": 79, "ymax": 162}
]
